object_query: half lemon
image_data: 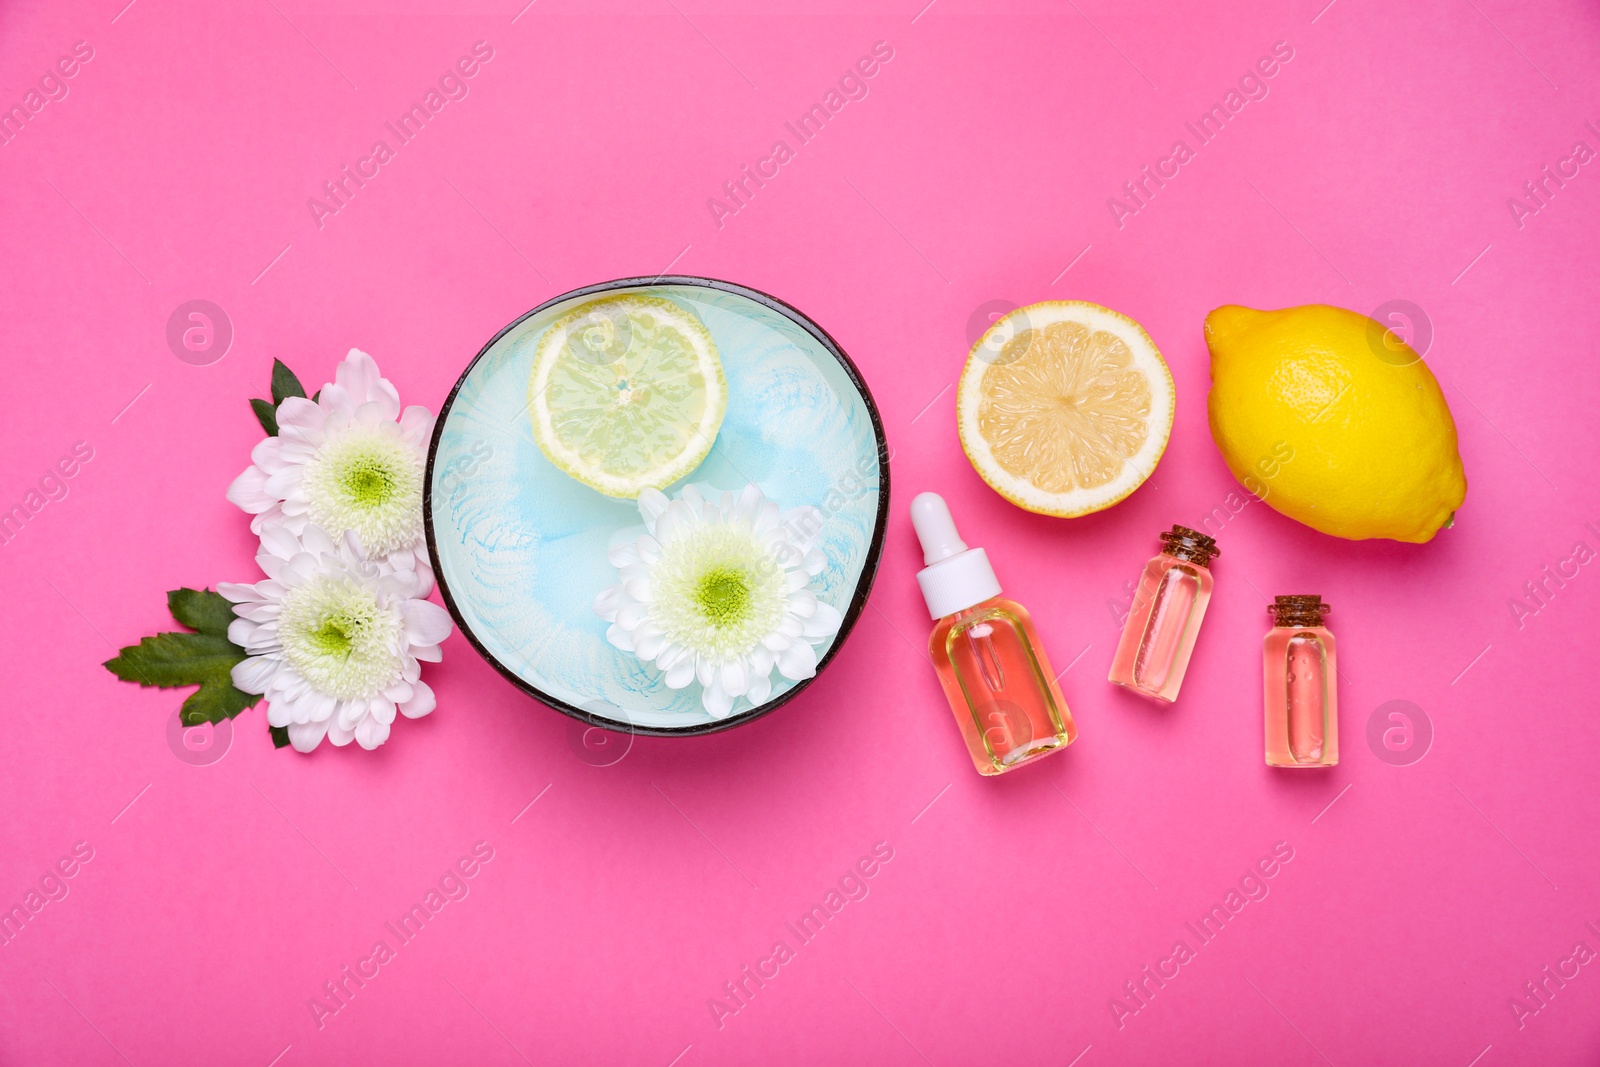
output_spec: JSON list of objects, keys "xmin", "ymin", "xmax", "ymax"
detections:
[
  {"xmin": 530, "ymin": 293, "xmax": 727, "ymax": 498},
  {"xmin": 957, "ymin": 300, "xmax": 1173, "ymax": 517}
]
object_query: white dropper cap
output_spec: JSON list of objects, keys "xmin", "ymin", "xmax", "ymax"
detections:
[{"xmin": 911, "ymin": 492, "xmax": 1001, "ymax": 620}]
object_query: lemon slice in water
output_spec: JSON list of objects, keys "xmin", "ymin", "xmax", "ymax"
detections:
[
  {"xmin": 530, "ymin": 294, "xmax": 727, "ymax": 498},
  {"xmin": 957, "ymin": 300, "xmax": 1173, "ymax": 517}
]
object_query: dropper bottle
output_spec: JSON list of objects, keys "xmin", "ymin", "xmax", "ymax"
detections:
[{"xmin": 911, "ymin": 492, "xmax": 1076, "ymax": 775}]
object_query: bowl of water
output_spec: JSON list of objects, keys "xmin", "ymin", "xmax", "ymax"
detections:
[{"xmin": 425, "ymin": 276, "xmax": 890, "ymax": 736}]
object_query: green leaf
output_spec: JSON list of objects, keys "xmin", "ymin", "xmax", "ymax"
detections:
[
  {"xmin": 166, "ymin": 588, "xmax": 236, "ymax": 636},
  {"xmin": 105, "ymin": 631, "xmax": 239, "ymax": 687},
  {"xmin": 251, "ymin": 397, "xmax": 279, "ymax": 436},
  {"xmin": 270, "ymin": 359, "xmax": 307, "ymax": 406},
  {"xmin": 179, "ymin": 670, "xmax": 261, "ymax": 725},
  {"xmin": 103, "ymin": 590, "xmax": 263, "ymax": 726},
  {"xmin": 270, "ymin": 725, "xmax": 292, "ymax": 749}
]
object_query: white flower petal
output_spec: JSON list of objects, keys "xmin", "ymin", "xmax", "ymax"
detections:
[
  {"xmin": 233, "ymin": 602, "xmax": 279, "ymax": 624},
  {"xmin": 337, "ymin": 700, "xmax": 366, "ymax": 730},
  {"xmin": 226, "ymin": 466, "xmax": 274, "ymax": 513},
  {"xmin": 664, "ymin": 660, "xmax": 695, "ymax": 688},
  {"xmin": 302, "ymin": 525, "xmax": 339, "ymax": 557},
  {"xmin": 303, "ymin": 690, "xmax": 338, "ymax": 723},
  {"xmin": 594, "ymin": 584, "xmax": 625, "ymax": 621},
  {"xmin": 734, "ymin": 484, "xmax": 764, "ymax": 527},
  {"xmin": 231, "ymin": 655, "xmax": 276, "ymax": 694},
  {"xmin": 275, "ymin": 396, "xmax": 325, "ymax": 433},
  {"xmin": 605, "ymin": 624, "xmax": 634, "ymax": 652},
  {"xmin": 287, "ymin": 719, "xmax": 330, "ymax": 752},
  {"xmin": 401, "ymin": 598, "xmax": 452, "ymax": 647},
  {"xmin": 259, "ymin": 524, "xmax": 301, "ymax": 562},
  {"xmin": 752, "ymin": 500, "xmax": 781, "ymax": 536},
  {"xmin": 776, "ymin": 640, "xmax": 818, "ymax": 680},
  {"xmin": 249, "ymin": 435, "xmax": 287, "ymax": 472},
  {"xmin": 702, "ymin": 681, "xmax": 734, "ymax": 718},
  {"xmin": 634, "ymin": 626, "xmax": 668, "ymax": 660},
  {"xmin": 408, "ymin": 555, "xmax": 435, "ymax": 598},
  {"xmin": 398, "ymin": 405, "xmax": 434, "ymax": 447},
  {"xmin": 354, "ymin": 715, "xmax": 391, "ymax": 749},
  {"xmin": 747, "ymin": 671, "xmax": 772, "ymax": 705},
  {"xmin": 218, "ymin": 582, "xmax": 262, "ymax": 604},
  {"xmin": 354, "ymin": 399, "xmax": 391, "ymax": 428},
  {"xmin": 400, "ymin": 680, "xmax": 436, "ymax": 718},
  {"xmin": 266, "ymin": 696, "xmax": 294, "ymax": 728},
  {"xmin": 653, "ymin": 502, "xmax": 692, "ymax": 544},
  {"xmin": 803, "ymin": 601, "xmax": 843, "ymax": 639},
  {"xmin": 227, "ymin": 618, "xmax": 256, "ymax": 647},
  {"xmin": 637, "ymin": 488, "xmax": 669, "ymax": 527},
  {"xmin": 720, "ymin": 659, "xmax": 748, "ymax": 697},
  {"xmin": 370, "ymin": 698, "xmax": 397, "ymax": 726},
  {"xmin": 337, "ymin": 348, "xmax": 401, "ymax": 414},
  {"xmin": 788, "ymin": 588, "xmax": 817, "ymax": 616}
]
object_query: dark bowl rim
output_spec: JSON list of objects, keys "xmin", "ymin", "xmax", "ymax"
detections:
[{"xmin": 423, "ymin": 274, "xmax": 891, "ymax": 738}]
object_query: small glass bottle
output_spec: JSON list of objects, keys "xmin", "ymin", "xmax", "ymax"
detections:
[
  {"xmin": 911, "ymin": 493, "xmax": 1076, "ymax": 776},
  {"xmin": 1108, "ymin": 525, "xmax": 1219, "ymax": 703},
  {"xmin": 1264, "ymin": 595, "xmax": 1337, "ymax": 767}
]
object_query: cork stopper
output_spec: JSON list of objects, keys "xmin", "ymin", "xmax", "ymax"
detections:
[
  {"xmin": 1159, "ymin": 525, "xmax": 1220, "ymax": 567},
  {"xmin": 1268, "ymin": 595, "xmax": 1330, "ymax": 628}
]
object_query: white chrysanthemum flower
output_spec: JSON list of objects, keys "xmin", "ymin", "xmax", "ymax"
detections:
[
  {"xmin": 227, "ymin": 348, "xmax": 435, "ymax": 581},
  {"xmin": 220, "ymin": 523, "xmax": 452, "ymax": 752},
  {"xmin": 594, "ymin": 484, "xmax": 843, "ymax": 718}
]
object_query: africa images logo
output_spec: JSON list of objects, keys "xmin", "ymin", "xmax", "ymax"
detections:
[
  {"xmin": 1106, "ymin": 41, "xmax": 1295, "ymax": 229},
  {"xmin": 704, "ymin": 41, "xmax": 896, "ymax": 229},
  {"xmin": 305, "ymin": 42, "xmax": 496, "ymax": 230}
]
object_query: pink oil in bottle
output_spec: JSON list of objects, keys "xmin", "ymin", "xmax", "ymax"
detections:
[
  {"xmin": 912, "ymin": 492, "xmax": 1076, "ymax": 776},
  {"xmin": 1108, "ymin": 526, "xmax": 1219, "ymax": 703},
  {"xmin": 1263, "ymin": 595, "xmax": 1337, "ymax": 767}
]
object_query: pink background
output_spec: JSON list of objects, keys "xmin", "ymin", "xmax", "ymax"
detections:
[{"xmin": 3, "ymin": 0, "xmax": 1599, "ymax": 1063}]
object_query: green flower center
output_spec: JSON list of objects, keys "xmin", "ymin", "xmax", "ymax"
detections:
[
  {"xmin": 302, "ymin": 427, "xmax": 424, "ymax": 556},
  {"xmin": 341, "ymin": 459, "xmax": 396, "ymax": 508},
  {"xmin": 653, "ymin": 525, "xmax": 787, "ymax": 659},
  {"xmin": 279, "ymin": 578, "xmax": 403, "ymax": 699},
  {"xmin": 307, "ymin": 611, "xmax": 361, "ymax": 656},
  {"xmin": 693, "ymin": 567, "xmax": 752, "ymax": 628}
]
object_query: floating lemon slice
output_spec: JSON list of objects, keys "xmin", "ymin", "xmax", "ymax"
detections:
[
  {"xmin": 530, "ymin": 294, "xmax": 727, "ymax": 498},
  {"xmin": 957, "ymin": 301, "xmax": 1173, "ymax": 517}
]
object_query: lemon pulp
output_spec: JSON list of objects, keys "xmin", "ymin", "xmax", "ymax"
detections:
[
  {"xmin": 530, "ymin": 294, "xmax": 726, "ymax": 498},
  {"xmin": 958, "ymin": 301, "xmax": 1174, "ymax": 517}
]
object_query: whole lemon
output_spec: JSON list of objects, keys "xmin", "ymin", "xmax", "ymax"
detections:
[{"xmin": 1204, "ymin": 304, "xmax": 1466, "ymax": 543}]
